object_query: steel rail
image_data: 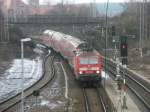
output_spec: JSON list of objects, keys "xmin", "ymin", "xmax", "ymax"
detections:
[
  {"xmin": 0, "ymin": 50, "xmax": 50, "ymax": 103},
  {"xmin": 123, "ymin": 72, "xmax": 150, "ymax": 110},
  {"xmin": 104, "ymin": 58, "xmax": 150, "ymax": 110},
  {"xmin": 82, "ymin": 88, "xmax": 91, "ymax": 112},
  {"xmin": 82, "ymin": 87, "xmax": 112, "ymax": 112},
  {"xmin": 96, "ymin": 88, "xmax": 107, "ymax": 112},
  {"xmin": 109, "ymin": 66, "xmax": 150, "ymax": 109},
  {"xmin": 127, "ymin": 84, "xmax": 150, "ymax": 109},
  {"xmin": 0, "ymin": 50, "xmax": 56, "ymax": 112}
]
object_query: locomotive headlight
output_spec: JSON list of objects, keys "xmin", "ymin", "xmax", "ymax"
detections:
[
  {"xmin": 79, "ymin": 71, "xmax": 82, "ymax": 74},
  {"xmin": 96, "ymin": 71, "xmax": 100, "ymax": 74}
]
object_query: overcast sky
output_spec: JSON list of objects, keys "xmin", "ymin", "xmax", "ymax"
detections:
[{"xmin": 22, "ymin": 0, "xmax": 127, "ymax": 5}]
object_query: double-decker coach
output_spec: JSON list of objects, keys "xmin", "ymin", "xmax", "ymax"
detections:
[{"xmin": 39, "ymin": 30, "xmax": 102, "ymax": 85}]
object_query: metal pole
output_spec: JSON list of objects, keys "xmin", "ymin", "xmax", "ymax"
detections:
[
  {"xmin": 93, "ymin": 0, "xmax": 96, "ymax": 17},
  {"xmin": 20, "ymin": 38, "xmax": 31, "ymax": 112},
  {"xmin": 139, "ymin": 1, "xmax": 143, "ymax": 57},
  {"xmin": 72, "ymin": 24, "xmax": 75, "ymax": 33},
  {"xmin": 104, "ymin": 0, "xmax": 109, "ymax": 88},
  {"xmin": 21, "ymin": 41, "xmax": 24, "ymax": 112},
  {"xmin": 122, "ymin": 65, "xmax": 127, "ymax": 111},
  {"xmin": 6, "ymin": 10, "xmax": 9, "ymax": 42},
  {"xmin": 142, "ymin": 0, "xmax": 145, "ymax": 48},
  {"xmin": 105, "ymin": 0, "xmax": 109, "ymax": 49},
  {"xmin": 0, "ymin": 12, "xmax": 2, "ymax": 42},
  {"xmin": 145, "ymin": 0, "xmax": 148, "ymax": 47},
  {"xmin": 4, "ymin": 15, "xmax": 6, "ymax": 41}
]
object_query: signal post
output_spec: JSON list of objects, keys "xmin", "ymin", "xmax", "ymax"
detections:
[
  {"xmin": 120, "ymin": 35, "xmax": 128, "ymax": 111},
  {"xmin": 111, "ymin": 26, "xmax": 128, "ymax": 111}
]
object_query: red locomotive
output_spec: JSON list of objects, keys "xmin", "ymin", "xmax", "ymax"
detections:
[{"xmin": 39, "ymin": 30, "xmax": 102, "ymax": 85}]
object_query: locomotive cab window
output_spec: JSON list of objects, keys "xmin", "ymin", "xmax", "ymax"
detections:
[
  {"xmin": 89, "ymin": 58, "xmax": 98, "ymax": 64},
  {"xmin": 80, "ymin": 58, "xmax": 88, "ymax": 64},
  {"xmin": 80, "ymin": 57, "xmax": 98, "ymax": 64}
]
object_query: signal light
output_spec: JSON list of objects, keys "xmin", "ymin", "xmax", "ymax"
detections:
[
  {"xmin": 33, "ymin": 90, "xmax": 40, "ymax": 97},
  {"xmin": 120, "ymin": 43, "xmax": 128, "ymax": 57},
  {"xmin": 122, "ymin": 44, "xmax": 126, "ymax": 49},
  {"xmin": 120, "ymin": 36, "xmax": 128, "ymax": 65},
  {"xmin": 112, "ymin": 26, "xmax": 116, "ymax": 36}
]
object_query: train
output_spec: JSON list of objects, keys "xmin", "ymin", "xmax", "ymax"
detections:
[{"xmin": 33, "ymin": 30, "xmax": 103, "ymax": 86}]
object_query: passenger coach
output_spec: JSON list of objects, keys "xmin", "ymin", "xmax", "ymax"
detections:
[{"xmin": 36, "ymin": 30, "xmax": 103, "ymax": 85}]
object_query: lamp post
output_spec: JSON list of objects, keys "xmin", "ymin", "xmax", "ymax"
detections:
[{"xmin": 21, "ymin": 38, "xmax": 31, "ymax": 112}]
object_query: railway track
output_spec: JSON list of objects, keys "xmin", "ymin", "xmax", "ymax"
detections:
[
  {"xmin": 83, "ymin": 87, "xmax": 115, "ymax": 112},
  {"xmin": 103, "ymin": 58, "xmax": 150, "ymax": 111},
  {"xmin": 0, "ymin": 50, "xmax": 56, "ymax": 112}
]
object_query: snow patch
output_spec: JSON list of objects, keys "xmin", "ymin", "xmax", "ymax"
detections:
[{"xmin": 0, "ymin": 57, "xmax": 42, "ymax": 101}]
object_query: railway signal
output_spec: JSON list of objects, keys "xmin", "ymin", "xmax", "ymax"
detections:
[
  {"xmin": 33, "ymin": 90, "xmax": 40, "ymax": 97},
  {"xmin": 120, "ymin": 35, "xmax": 128, "ymax": 110},
  {"xmin": 33, "ymin": 90, "xmax": 40, "ymax": 107},
  {"xmin": 112, "ymin": 25, "xmax": 116, "ymax": 36},
  {"xmin": 120, "ymin": 36, "xmax": 128, "ymax": 65}
]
